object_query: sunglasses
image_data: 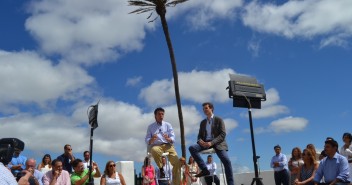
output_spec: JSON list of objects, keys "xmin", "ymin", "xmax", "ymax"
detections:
[{"xmin": 109, "ymin": 164, "xmax": 116, "ymax": 167}]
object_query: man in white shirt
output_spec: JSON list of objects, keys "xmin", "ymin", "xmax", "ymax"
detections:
[
  {"xmin": 204, "ymin": 155, "xmax": 220, "ymax": 185},
  {"xmin": 155, "ymin": 156, "xmax": 172, "ymax": 185}
]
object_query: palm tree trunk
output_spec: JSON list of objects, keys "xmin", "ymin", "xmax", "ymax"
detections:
[{"xmin": 159, "ymin": 13, "xmax": 186, "ymax": 158}]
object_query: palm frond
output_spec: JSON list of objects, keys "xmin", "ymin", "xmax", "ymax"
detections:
[
  {"xmin": 147, "ymin": 12, "xmax": 154, "ymax": 19},
  {"xmin": 148, "ymin": 16, "xmax": 158, "ymax": 23},
  {"xmin": 129, "ymin": 7, "xmax": 155, "ymax": 14},
  {"xmin": 128, "ymin": 0, "xmax": 155, "ymax": 7},
  {"xmin": 166, "ymin": 0, "xmax": 188, "ymax": 7}
]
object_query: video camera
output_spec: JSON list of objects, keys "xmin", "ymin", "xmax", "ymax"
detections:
[{"xmin": 0, "ymin": 138, "xmax": 25, "ymax": 165}]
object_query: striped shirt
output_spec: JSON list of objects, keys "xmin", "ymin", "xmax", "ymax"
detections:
[{"xmin": 0, "ymin": 162, "xmax": 17, "ymax": 185}]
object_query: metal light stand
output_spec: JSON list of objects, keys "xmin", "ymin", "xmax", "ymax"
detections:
[
  {"xmin": 248, "ymin": 108, "xmax": 263, "ymax": 185},
  {"xmin": 87, "ymin": 101, "xmax": 99, "ymax": 185},
  {"xmin": 87, "ymin": 126, "xmax": 95, "ymax": 185}
]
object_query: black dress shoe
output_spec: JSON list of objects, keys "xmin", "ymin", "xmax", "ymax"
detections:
[{"xmin": 195, "ymin": 170, "xmax": 210, "ymax": 177}]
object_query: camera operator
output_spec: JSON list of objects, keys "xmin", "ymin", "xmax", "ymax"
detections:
[
  {"xmin": 0, "ymin": 138, "xmax": 33, "ymax": 185},
  {"xmin": 0, "ymin": 160, "xmax": 33, "ymax": 185}
]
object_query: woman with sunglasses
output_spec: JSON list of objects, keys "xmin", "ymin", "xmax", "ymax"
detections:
[
  {"xmin": 100, "ymin": 161, "xmax": 126, "ymax": 185},
  {"xmin": 37, "ymin": 154, "xmax": 52, "ymax": 174},
  {"xmin": 294, "ymin": 149, "xmax": 319, "ymax": 185}
]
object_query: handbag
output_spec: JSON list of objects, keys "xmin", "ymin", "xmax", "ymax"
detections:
[{"xmin": 143, "ymin": 178, "xmax": 151, "ymax": 184}]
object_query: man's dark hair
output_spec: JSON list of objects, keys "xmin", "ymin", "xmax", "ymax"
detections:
[
  {"xmin": 274, "ymin": 145, "xmax": 281, "ymax": 149},
  {"xmin": 342, "ymin": 133, "xmax": 352, "ymax": 141},
  {"xmin": 154, "ymin": 107, "xmax": 165, "ymax": 115},
  {"xmin": 207, "ymin": 155, "xmax": 212, "ymax": 158},
  {"xmin": 202, "ymin": 102, "xmax": 214, "ymax": 111},
  {"xmin": 72, "ymin": 158, "xmax": 83, "ymax": 168},
  {"xmin": 64, "ymin": 144, "xmax": 71, "ymax": 149},
  {"xmin": 325, "ymin": 139, "xmax": 338, "ymax": 148},
  {"xmin": 51, "ymin": 159, "xmax": 62, "ymax": 166},
  {"xmin": 83, "ymin": 151, "xmax": 89, "ymax": 156}
]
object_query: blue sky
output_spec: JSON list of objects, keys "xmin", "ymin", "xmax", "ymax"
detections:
[{"xmin": 1, "ymin": 0, "xmax": 352, "ymax": 175}]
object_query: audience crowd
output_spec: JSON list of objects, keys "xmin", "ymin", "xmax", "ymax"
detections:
[
  {"xmin": 2, "ymin": 135, "xmax": 352, "ymax": 185},
  {"xmin": 2, "ymin": 105, "xmax": 351, "ymax": 185}
]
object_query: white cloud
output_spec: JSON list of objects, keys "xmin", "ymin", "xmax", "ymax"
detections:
[
  {"xmin": 126, "ymin": 76, "xmax": 142, "ymax": 87},
  {"xmin": 25, "ymin": 0, "xmax": 155, "ymax": 65},
  {"xmin": 251, "ymin": 105, "xmax": 289, "ymax": 119},
  {"xmin": 262, "ymin": 88, "xmax": 280, "ymax": 107},
  {"xmin": 0, "ymin": 50, "xmax": 94, "ymax": 109},
  {"xmin": 167, "ymin": 0, "xmax": 243, "ymax": 30},
  {"xmin": 242, "ymin": 0, "xmax": 352, "ymax": 47},
  {"xmin": 139, "ymin": 68, "xmax": 236, "ymax": 106},
  {"xmin": 269, "ymin": 116, "xmax": 308, "ymax": 133},
  {"xmin": 138, "ymin": 79, "xmax": 175, "ymax": 106},
  {"xmin": 241, "ymin": 88, "xmax": 289, "ymax": 119},
  {"xmin": 247, "ymin": 37, "xmax": 261, "ymax": 57}
]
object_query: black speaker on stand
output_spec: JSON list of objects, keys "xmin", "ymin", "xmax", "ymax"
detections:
[
  {"xmin": 227, "ymin": 74, "xmax": 266, "ymax": 185},
  {"xmin": 87, "ymin": 100, "xmax": 99, "ymax": 185}
]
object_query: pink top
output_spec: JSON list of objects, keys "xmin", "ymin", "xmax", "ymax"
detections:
[
  {"xmin": 43, "ymin": 170, "xmax": 71, "ymax": 185},
  {"xmin": 144, "ymin": 165, "xmax": 156, "ymax": 185}
]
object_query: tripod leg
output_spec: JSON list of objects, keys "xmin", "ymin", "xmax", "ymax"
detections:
[{"xmin": 251, "ymin": 177, "xmax": 264, "ymax": 185}]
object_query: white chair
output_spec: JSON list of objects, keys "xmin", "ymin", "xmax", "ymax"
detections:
[{"xmin": 199, "ymin": 148, "xmax": 226, "ymax": 185}]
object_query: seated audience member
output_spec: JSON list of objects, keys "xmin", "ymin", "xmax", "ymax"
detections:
[
  {"xmin": 17, "ymin": 158, "xmax": 44, "ymax": 185},
  {"xmin": 339, "ymin": 132, "xmax": 352, "ymax": 183},
  {"xmin": 43, "ymin": 159, "xmax": 70, "ymax": 185},
  {"xmin": 180, "ymin": 157, "xmax": 188, "ymax": 185},
  {"xmin": 155, "ymin": 156, "xmax": 172, "ymax": 185},
  {"xmin": 306, "ymin": 144, "xmax": 319, "ymax": 161},
  {"xmin": 71, "ymin": 158, "xmax": 101, "ymax": 185},
  {"xmin": 313, "ymin": 139, "xmax": 349, "ymax": 185},
  {"xmin": 289, "ymin": 147, "xmax": 304, "ymax": 185},
  {"xmin": 294, "ymin": 149, "xmax": 319, "ymax": 185},
  {"xmin": 187, "ymin": 156, "xmax": 200, "ymax": 185},
  {"xmin": 100, "ymin": 161, "xmax": 126, "ymax": 185},
  {"xmin": 8, "ymin": 148, "xmax": 27, "ymax": 176},
  {"xmin": 37, "ymin": 154, "xmax": 52, "ymax": 174},
  {"xmin": 204, "ymin": 155, "xmax": 220, "ymax": 185}
]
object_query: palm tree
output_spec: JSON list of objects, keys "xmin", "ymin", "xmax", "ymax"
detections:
[{"xmin": 128, "ymin": 0, "xmax": 188, "ymax": 158}]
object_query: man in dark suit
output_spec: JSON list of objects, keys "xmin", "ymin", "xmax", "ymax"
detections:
[{"xmin": 189, "ymin": 102, "xmax": 234, "ymax": 185}]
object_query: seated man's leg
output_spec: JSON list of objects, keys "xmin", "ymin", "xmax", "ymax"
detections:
[
  {"xmin": 165, "ymin": 144, "xmax": 180, "ymax": 185},
  {"xmin": 216, "ymin": 149, "xmax": 234, "ymax": 185},
  {"xmin": 157, "ymin": 180, "xmax": 169, "ymax": 185},
  {"xmin": 189, "ymin": 144, "xmax": 207, "ymax": 171},
  {"xmin": 214, "ymin": 175, "xmax": 220, "ymax": 185},
  {"xmin": 150, "ymin": 145, "xmax": 164, "ymax": 168},
  {"xmin": 204, "ymin": 176, "xmax": 213, "ymax": 185}
]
